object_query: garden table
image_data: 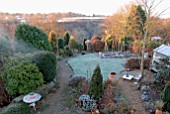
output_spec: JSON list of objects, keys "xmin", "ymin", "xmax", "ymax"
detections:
[{"xmin": 122, "ymin": 74, "xmax": 134, "ymax": 80}]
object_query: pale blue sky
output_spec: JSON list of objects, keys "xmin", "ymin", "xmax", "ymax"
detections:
[{"xmin": 0, "ymin": 0, "xmax": 170, "ymax": 18}]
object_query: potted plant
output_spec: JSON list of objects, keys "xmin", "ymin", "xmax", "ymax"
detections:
[
  {"xmin": 155, "ymin": 101, "xmax": 164, "ymax": 114},
  {"xmin": 91, "ymin": 105, "xmax": 100, "ymax": 114},
  {"xmin": 91, "ymin": 109, "xmax": 100, "ymax": 114},
  {"xmin": 131, "ymin": 107, "xmax": 136, "ymax": 114}
]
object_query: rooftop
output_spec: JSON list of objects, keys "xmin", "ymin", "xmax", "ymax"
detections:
[{"xmin": 154, "ymin": 44, "xmax": 170, "ymax": 57}]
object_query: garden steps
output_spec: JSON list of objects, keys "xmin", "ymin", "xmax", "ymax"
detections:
[{"xmin": 118, "ymin": 79, "xmax": 149, "ymax": 114}]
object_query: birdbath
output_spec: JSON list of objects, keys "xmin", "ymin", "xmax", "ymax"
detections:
[{"xmin": 23, "ymin": 92, "xmax": 42, "ymax": 110}]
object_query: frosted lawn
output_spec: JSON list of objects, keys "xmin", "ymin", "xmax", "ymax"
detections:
[{"xmin": 68, "ymin": 53, "xmax": 126, "ymax": 80}]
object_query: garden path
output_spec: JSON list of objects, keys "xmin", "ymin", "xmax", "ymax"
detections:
[
  {"xmin": 118, "ymin": 70, "xmax": 150, "ymax": 114},
  {"xmin": 40, "ymin": 58, "xmax": 77, "ymax": 114}
]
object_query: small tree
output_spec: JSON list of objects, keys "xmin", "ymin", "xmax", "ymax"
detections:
[
  {"xmin": 48, "ymin": 31, "xmax": 57, "ymax": 53},
  {"xmin": 88, "ymin": 65, "xmax": 103, "ymax": 100},
  {"xmin": 57, "ymin": 38, "xmax": 65, "ymax": 49},
  {"xmin": 64, "ymin": 32, "xmax": 70, "ymax": 45},
  {"xmin": 161, "ymin": 82, "xmax": 170, "ymax": 112}
]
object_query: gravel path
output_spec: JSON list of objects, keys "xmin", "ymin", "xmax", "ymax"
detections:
[{"xmin": 40, "ymin": 58, "xmax": 76, "ymax": 114}]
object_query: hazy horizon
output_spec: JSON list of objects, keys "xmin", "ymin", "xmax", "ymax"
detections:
[{"xmin": 0, "ymin": 0, "xmax": 170, "ymax": 18}]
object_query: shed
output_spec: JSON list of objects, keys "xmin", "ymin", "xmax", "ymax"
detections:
[{"xmin": 151, "ymin": 44, "xmax": 170, "ymax": 71}]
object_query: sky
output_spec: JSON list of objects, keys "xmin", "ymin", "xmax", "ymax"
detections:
[{"xmin": 0, "ymin": 0, "xmax": 170, "ymax": 18}]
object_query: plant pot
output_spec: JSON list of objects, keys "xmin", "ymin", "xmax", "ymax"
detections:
[
  {"xmin": 155, "ymin": 109, "xmax": 163, "ymax": 114},
  {"xmin": 91, "ymin": 109, "xmax": 99, "ymax": 114},
  {"xmin": 108, "ymin": 72, "xmax": 118, "ymax": 84}
]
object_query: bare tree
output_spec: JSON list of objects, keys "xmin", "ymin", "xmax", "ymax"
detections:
[{"xmin": 136, "ymin": 0, "xmax": 170, "ymax": 76}]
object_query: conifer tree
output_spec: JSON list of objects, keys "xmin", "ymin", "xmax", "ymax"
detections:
[
  {"xmin": 48, "ymin": 31, "xmax": 57, "ymax": 53},
  {"xmin": 88, "ymin": 65, "xmax": 103, "ymax": 100},
  {"xmin": 64, "ymin": 32, "xmax": 70, "ymax": 45}
]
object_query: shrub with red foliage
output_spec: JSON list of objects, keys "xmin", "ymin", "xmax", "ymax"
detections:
[
  {"xmin": 91, "ymin": 35, "xmax": 104, "ymax": 52},
  {"xmin": 125, "ymin": 58, "xmax": 151, "ymax": 70},
  {"xmin": 92, "ymin": 40, "xmax": 104, "ymax": 52},
  {"xmin": 0, "ymin": 78, "xmax": 10, "ymax": 107}
]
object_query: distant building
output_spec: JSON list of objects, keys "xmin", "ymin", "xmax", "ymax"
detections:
[
  {"xmin": 151, "ymin": 44, "xmax": 170, "ymax": 71},
  {"xmin": 58, "ymin": 17, "xmax": 106, "ymax": 22}
]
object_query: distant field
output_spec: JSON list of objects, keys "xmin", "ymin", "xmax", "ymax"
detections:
[{"xmin": 67, "ymin": 53, "xmax": 127, "ymax": 80}]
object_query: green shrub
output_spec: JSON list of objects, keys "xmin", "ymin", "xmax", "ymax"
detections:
[
  {"xmin": 0, "ymin": 103, "xmax": 35, "ymax": 114},
  {"xmin": 2, "ymin": 63, "xmax": 43, "ymax": 95},
  {"xmin": 58, "ymin": 38, "xmax": 65, "ymax": 49},
  {"xmin": 14, "ymin": 24, "xmax": 52, "ymax": 53},
  {"xmin": 0, "ymin": 37, "xmax": 12, "ymax": 62},
  {"xmin": 32, "ymin": 51, "xmax": 56, "ymax": 83},
  {"xmin": 64, "ymin": 46, "xmax": 73, "ymax": 57},
  {"xmin": 58, "ymin": 49, "xmax": 65, "ymax": 57},
  {"xmin": 2, "ymin": 53, "xmax": 32, "ymax": 71},
  {"xmin": 88, "ymin": 65, "xmax": 103, "ymax": 100},
  {"xmin": 64, "ymin": 32, "xmax": 70, "ymax": 45},
  {"xmin": 1, "ymin": 54, "xmax": 32, "ymax": 80},
  {"xmin": 77, "ymin": 43, "xmax": 83, "ymax": 52},
  {"xmin": 161, "ymin": 82, "xmax": 170, "ymax": 112}
]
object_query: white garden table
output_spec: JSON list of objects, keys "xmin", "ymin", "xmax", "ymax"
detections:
[{"xmin": 122, "ymin": 74, "xmax": 134, "ymax": 80}]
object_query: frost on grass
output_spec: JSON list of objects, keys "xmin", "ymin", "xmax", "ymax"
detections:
[{"xmin": 68, "ymin": 53, "xmax": 126, "ymax": 80}]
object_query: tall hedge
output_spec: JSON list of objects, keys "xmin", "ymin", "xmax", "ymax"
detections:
[
  {"xmin": 32, "ymin": 51, "xmax": 57, "ymax": 83},
  {"xmin": 88, "ymin": 65, "xmax": 103, "ymax": 100},
  {"xmin": 14, "ymin": 24, "xmax": 52, "ymax": 52}
]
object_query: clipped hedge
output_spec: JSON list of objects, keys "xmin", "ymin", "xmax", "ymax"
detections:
[
  {"xmin": 3, "ymin": 63, "xmax": 43, "ymax": 95},
  {"xmin": 14, "ymin": 24, "xmax": 52, "ymax": 52},
  {"xmin": 0, "ymin": 103, "xmax": 35, "ymax": 114},
  {"xmin": 32, "ymin": 51, "xmax": 57, "ymax": 83}
]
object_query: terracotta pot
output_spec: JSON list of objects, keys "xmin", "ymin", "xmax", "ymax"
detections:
[
  {"xmin": 108, "ymin": 72, "xmax": 118, "ymax": 83},
  {"xmin": 91, "ymin": 110, "xmax": 99, "ymax": 114},
  {"xmin": 155, "ymin": 110, "xmax": 163, "ymax": 114},
  {"xmin": 131, "ymin": 111, "xmax": 136, "ymax": 114}
]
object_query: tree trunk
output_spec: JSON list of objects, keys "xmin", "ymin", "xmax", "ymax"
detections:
[{"xmin": 140, "ymin": 13, "xmax": 150, "ymax": 76}]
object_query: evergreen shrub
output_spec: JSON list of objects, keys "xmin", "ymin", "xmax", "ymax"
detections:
[
  {"xmin": 32, "ymin": 51, "xmax": 56, "ymax": 83},
  {"xmin": 88, "ymin": 65, "xmax": 103, "ymax": 100}
]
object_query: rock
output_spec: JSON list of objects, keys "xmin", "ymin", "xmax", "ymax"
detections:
[
  {"xmin": 144, "ymin": 102, "xmax": 155, "ymax": 113},
  {"xmin": 141, "ymin": 94, "xmax": 149, "ymax": 101},
  {"xmin": 141, "ymin": 85, "xmax": 150, "ymax": 91},
  {"xmin": 143, "ymin": 91, "xmax": 147, "ymax": 95},
  {"xmin": 12, "ymin": 95, "xmax": 24, "ymax": 103},
  {"xmin": 50, "ymin": 81, "xmax": 56, "ymax": 88}
]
